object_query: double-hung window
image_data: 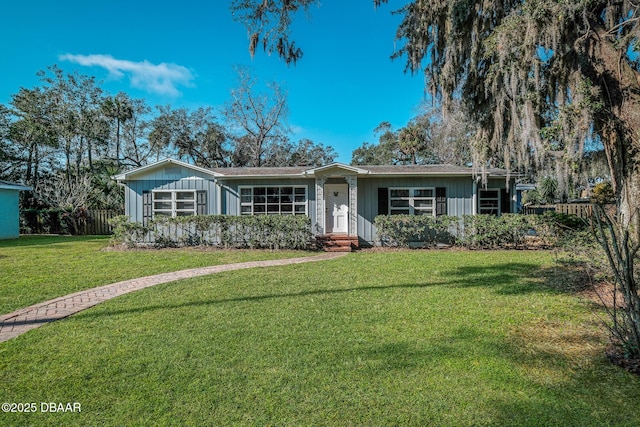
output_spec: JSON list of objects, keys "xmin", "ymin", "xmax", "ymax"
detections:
[
  {"xmin": 478, "ymin": 189, "xmax": 500, "ymax": 215},
  {"xmin": 240, "ymin": 186, "xmax": 307, "ymax": 215},
  {"xmin": 152, "ymin": 190, "xmax": 197, "ymax": 217},
  {"xmin": 389, "ymin": 187, "xmax": 436, "ymax": 216}
]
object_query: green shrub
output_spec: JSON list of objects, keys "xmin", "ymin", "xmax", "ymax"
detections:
[
  {"xmin": 375, "ymin": 212, "xmax": 589, "ymax": 250},
  {"xmin": 21, "ymin": 208, "xmax": 92, "ymax": 235},
  {"xmin": 591, "ymin": 181, "xmax": 615, "ymax": 205},
  {"xmin": 541, "ymin": 211, "xmax": 588, "ymax": 234},
  {"xmin": 374, "ymin": 215, "xmax": 458, "ymax": 247},
  {"xmin": 457, "ymin": 214, "xmax": 527, "ymax": 249},
  {"xmin": 108, "ymin": 215, "xmax": 149, "ymax": 248},
  {"xmin": 110, "ymin": 215, "xmax": 313, "ymax": 250},
  {"xmin": 539, "ymin": 176, "xmax": 558, "ymax": 204}
]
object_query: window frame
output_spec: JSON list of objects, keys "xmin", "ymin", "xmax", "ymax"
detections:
[
  {"xmin": 239, "ymin": 185, "xmax": 308, "ymax": 216},
  {"xmin": 478, "ymin": 189, "xmax": 500, "ymax": 215},
  {"xmin": 388, "ymin": 187, "xmax": 436, "ymax": 216},
  {"xmin": 152, "ymin": 190, "xmax": 198, "ymax": 218}
]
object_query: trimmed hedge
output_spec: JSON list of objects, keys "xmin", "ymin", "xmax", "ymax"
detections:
[
  {"xmin": 374, "ymin": 215, "xmax": 458, "ymax": 247},
  {"xmin": 109, "ymin": 215, "xmax": 313, "ymax": 250},
  {"xmin": 375, "ymin": 212, "xmax": 588, "ymax": 249}
]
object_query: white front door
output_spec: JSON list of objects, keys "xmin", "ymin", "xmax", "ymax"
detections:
[{"xmin": 325, "ymin": 184, "xmax": 349, "ymax": 234}]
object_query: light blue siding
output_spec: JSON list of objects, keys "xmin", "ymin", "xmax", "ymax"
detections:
[
  {"xmin": 122, "ymin": 164, "xmax": 219, "ymax": 223},
  {"xmin": 125, "ymin": 178, "xmax": 218, "ymax": 223},
  {"xmin": 0, "ymin": 189, "xmax": 20, "ymax": 239},
  {"xmin": 118, "ymin": 162, "xmax": 516, "ymax": 245},
  {"xmin": 356, "ymin": 176, "xmax": 475, "ymax": 244}
]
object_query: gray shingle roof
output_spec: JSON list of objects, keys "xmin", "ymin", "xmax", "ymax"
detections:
[
  {"xmin": 212, "ymin": 164, "xmax": 510, "ymax": 177},
  {"xmin": 213, "ymin": 166, "xmax": 309, "ymax": 176}
]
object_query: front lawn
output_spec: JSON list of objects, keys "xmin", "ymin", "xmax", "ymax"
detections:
[
  {"xmin": 0, "ymin": 235, "xmax": 315, "ymax": 314},
  {"xmin": 1, "ymin": 249, "xmax": 638, "ymax": 426}
]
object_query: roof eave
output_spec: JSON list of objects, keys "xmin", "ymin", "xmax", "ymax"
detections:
[
  {"xmin": 303, "ymin": 162, "xmax": 370, "ymax": 176},
  {"xmin": 218, "ymin": 173, "xmax": 307, "ymax": 179},
  {"xmin": 0, "ymin": 184, "xmax": 31, "ymax": 191},
  {"xmin": 112, "ymin": 159, "xmax": 222, "ymax": 181}
]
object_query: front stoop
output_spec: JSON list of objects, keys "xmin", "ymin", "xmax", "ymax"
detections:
[{"xmin": 315, "ymin": 234, "xmax": 359, "ymax": 252}]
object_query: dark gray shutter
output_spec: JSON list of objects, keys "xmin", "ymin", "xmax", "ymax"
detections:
[
  {"xmin": 196, "ymin": 191, "xmax": 207, "ymax": 215},
  {"xmin": 436, "ymin": 187, "xmax": 447, "ymax": 216},
  {"xmin": 500, "ymin": 188, "xmax": 511, "ymax": 214},
  {"xmin": 377, "ymin": 187, "xmax": 389, "ymax": 215},
  {"xmin": 142, "ymin": 191, "xmax": 152, "ymax": 226}
]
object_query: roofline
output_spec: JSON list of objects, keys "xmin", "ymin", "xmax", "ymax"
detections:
[
  {"xmin": 362, "ymin": 172, "xmax": 478, "ymax": 178},
  {"xmin": 217, "ymin": 171, "xmax": 516, "ymax": 180},
  {"xmin": 113, "ymin": 159, "xmax": 222, "ymax": 181},
  {"xmin": 217, "ymin": 173, "xmax": 307, "ymax": 180},
  {"xmin": 303, "ymin": 162, "xmax": 370, "ymax": 176},
  {"xmin": 111, "ymin": 159, "xmax": 518, "ymax": 180},
  {"xmin": 0, "ymin": 182, "xmax": 31, "ymax": 191}
]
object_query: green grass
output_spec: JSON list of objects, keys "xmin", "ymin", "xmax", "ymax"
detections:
[
  {"xmin": 1, "ymin": 248, "xmax": 639, "ymax": 426},
  {"xmin": 0, "ymin": 235, "xmax": 315, "ymax": 314}
]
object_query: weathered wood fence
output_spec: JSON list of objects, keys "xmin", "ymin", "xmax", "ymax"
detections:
[
  {"xmin": 21, "ymin": 209, "xmax": 123, "ymax": 235},
  {"xmin": 522, "ymin": 204, "xmax": 596, "ymax": 218},
  {"xmin": 81, "ymin": 210, "xmax": 123, "ymax": 235}
]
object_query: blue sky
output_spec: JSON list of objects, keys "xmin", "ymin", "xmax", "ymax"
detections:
[{"xmin": 0, "ymin": 1, "xmax": 427, "ymax": 163}]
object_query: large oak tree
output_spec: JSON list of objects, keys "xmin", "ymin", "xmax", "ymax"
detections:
[
  {"xmin": 232, "ymin": 0, "xmax": 640, "ymax": 226},
  {"xmin": 232, "ymin": 0, "xmax": 640, "ymax": 356}
]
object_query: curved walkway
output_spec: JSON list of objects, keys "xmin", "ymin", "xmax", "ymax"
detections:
[{"xmin": 0, "ymin": 252, "xmax": 347, "ymax": 343}]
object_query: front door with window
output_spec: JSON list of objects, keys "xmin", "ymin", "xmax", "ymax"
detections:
[{"xmin": 325, "ymin": 184, "xmax": 348, "ymax": 233}]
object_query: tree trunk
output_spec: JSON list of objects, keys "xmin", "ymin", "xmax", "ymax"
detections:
[
  {"xmin": 116, "ymin": 117, "xmax": 121, "ymax": 167},
  {"xmin": 587, "ymin": 22, "xmax": 640, "ymax": 356},
  {"xmin": 590, "ymin": 24, "xmax": 640, "ymax": 233}
]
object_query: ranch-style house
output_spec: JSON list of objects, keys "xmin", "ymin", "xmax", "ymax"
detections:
[{"xmin": 114, "ymin": 159, "xmax": 516, "ymax": 246}]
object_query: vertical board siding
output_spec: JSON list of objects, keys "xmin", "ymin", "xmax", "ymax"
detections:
[
  {"xmin": 126, "ymin": 178, "xmax": 218, "ymax": 223},
  {"xmin": 121, "ymin": 170, "xmax": 513, "ymax": 245},
  {"xmin": 357, "ymin": 177, "xmax": 475, "ymax": 245}
]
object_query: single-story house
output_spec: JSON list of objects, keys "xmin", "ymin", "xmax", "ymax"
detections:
[
  {"xmin": 113, "ymin": 159, "xmax": 516, "ymax": 246},
  {"xmin": 0, "ymin": 180, "xmax": 31, "ymax": 240}
]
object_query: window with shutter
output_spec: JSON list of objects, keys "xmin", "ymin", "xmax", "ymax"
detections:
[
  {"xmin": 436, "ymin": 187, "xmax": 447, "ymax": 216},
  {"xmin": 151, "ymin": 190, "xmax": 198, "ymax": 217}
]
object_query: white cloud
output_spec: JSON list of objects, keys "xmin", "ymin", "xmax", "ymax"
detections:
[
  {"xmin": 290, "ymin": 125, "xmax": 305, "ymax": 135},
  {"xmin": 59, "ymin": 53, "xmax": 194, "ymax": 96}
]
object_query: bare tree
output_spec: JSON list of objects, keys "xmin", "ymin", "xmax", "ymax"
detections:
[
  {"xmin": 223, "ymin": 67, "xmax": 289, "ymax": 167},
  {"xmin": 149, "ymin": 106, "xmax": 230, "ymax": 168}
]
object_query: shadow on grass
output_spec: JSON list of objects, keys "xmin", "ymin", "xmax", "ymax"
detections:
[
  {"xmin": 72, "ymin": 260, "xmax": 567, "ymax": 320},
  {"xmin": 0, "ymin": 235, "xmax": 106, "ymax": 248},
  {"xmin": 73, "ymin": 281, "xmax": 449, "ymax": 319},
  {"xmin": 55, "ymin": 257, "xmax": 640, "ymax": 425}
]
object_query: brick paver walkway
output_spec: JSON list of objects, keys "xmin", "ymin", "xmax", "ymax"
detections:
[{"xmin": 0, "ymin": 252, "xmax": 346, "ymax": 343}]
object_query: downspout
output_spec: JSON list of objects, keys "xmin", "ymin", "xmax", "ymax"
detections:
[{"xmin": 472, "ymin": 179, "xmax": 478, "ymax": 215}]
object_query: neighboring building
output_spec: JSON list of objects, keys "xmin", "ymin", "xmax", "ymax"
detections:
[
  {"xmin": 0, "ymin": 180, "xmax": 31, "ymax": 240},
  {"xmin": 113, "ymin": 159, "xmax": 516, "ymax": 246}
]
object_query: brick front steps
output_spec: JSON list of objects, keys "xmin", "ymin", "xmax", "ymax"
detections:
[{"xmin": 315, "ymin": 234, "xmax": 359, "ymax": 252}]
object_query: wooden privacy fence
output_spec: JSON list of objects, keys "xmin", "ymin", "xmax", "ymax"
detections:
[
  {"xmin": 21, "ymin": 209, "xmax": 123, "ymax": 235},
  {"xmin": 522, "ymin": 204, "xmax": 595, "ymax": 218},
  {"xmin": 81, "ymin": 210, "xmax": 123, "ymax": 235}
]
